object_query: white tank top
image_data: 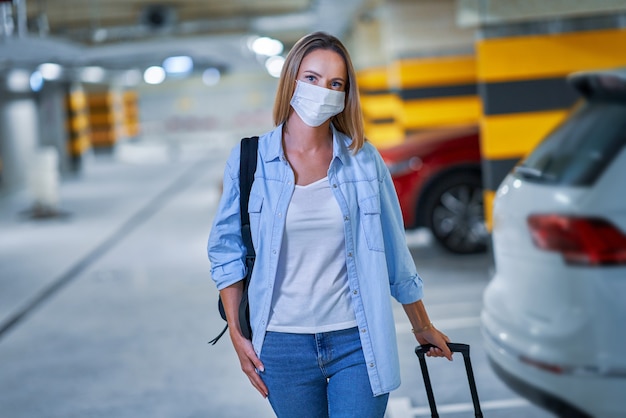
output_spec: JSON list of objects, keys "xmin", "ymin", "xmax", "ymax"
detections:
[{"xmin": 267, "ymin": 176, "xmax": 357, "ymax": 333}]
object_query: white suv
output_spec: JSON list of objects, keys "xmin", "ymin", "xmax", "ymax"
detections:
[{"xmin": 482, "ymin": 69, "xmax": 626, "ymax": 418}]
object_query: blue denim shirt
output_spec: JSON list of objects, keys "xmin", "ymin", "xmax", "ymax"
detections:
[{"xmin": 208, "ymin": 124, "xmax": 424, "ymax": 396}]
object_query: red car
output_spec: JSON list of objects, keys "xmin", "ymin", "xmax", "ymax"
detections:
[{"xmin": 378, "ymin": 125, "xmax": 487, "ymax": 254}]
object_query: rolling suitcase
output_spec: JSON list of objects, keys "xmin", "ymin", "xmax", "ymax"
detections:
[{"xmin": 415, "ymin": 343, "xmax": 483, "ymax": 418}]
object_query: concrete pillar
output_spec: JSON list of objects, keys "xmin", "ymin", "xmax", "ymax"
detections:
[
  {"xmin": 458, "ymin": 0, "xmax": 626, "ymax": 228},
  {"xmin": 348, "ymin": 2, "xmax": 402, "ymax": 147},
  {"xmin": 37, "ymin": 82, "xmax": 72, "ymax": 174},
  {"xmin": 0, "ymin": 0, "xmax": 14, "ymax": 39},
  {"xmin": 0, "ymin": 95, "xmax": 40, "ymax": 192},
  {"xmin": 0, "ymin": 76, "xmax": 86, "ymax": 194},
  {"xmin": 353, "ymin": 0, "xmax": 480, "ymax": 147},
  {"xmin": 346, "ymin": 4, "xmax": 386, "ymax": 70},
  {"xmin": 35, "ymin": 81, "xmax": 92, "ymax": 176},
  {"xmin": 458, "ymin": 0, "xmax": 626, "ymax": 26},
  {"xmin": 381, "ymin": 0, "xmax": 475, "ymax": 59}
]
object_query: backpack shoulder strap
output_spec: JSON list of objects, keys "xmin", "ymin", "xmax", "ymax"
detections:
[
  {"xmin": 239, "ymin": 136, "xmax": 259, "ymax": 257},
  {"xmin": 208, "ymin": 136, "xmax": 258, "ymax": 346}
]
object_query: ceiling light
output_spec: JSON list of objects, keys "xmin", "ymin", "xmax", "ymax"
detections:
[
  {"xmin": 202, "ymin": 67, "xmax": 220, "ymax": 86},
  {"xmin": 6, "ymin": 69, "xmax": 31, "ymax": 92},
  {"xmin": 265, "ymin": 56, "xmax": 285, "ymax": 78},
  {"xmin": 144, "ymin": 66, "xmax": 166, "ymax": 85},
  {"xmin": 38, "ymin": 63, "xmax": 63, "ymax": 80},
  {"xmin": 81, "ymin": 66, "xmax": 106, "ymax": 83},
  {"xmin": 251, "ymin": 37, "xmax": 283, "ymax": 57},
  {"xmin": 162, "ymin": 55, "xmax": 193, "ymax": 76}
]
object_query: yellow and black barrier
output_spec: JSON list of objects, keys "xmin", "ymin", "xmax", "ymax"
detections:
[
  {"xmin": 122, "ymin": 90, "xmax": 140, "ymax": 139},
  {"xmin": 86, "ymin": 91, "xmax": 123, "ymax": 149},
  {"xmin": 390, "ymin": 54, "xmax": 481, "ymax": 134},
  {"xmin": 358, "ymin": 66, "xmax": 404, "ymax": 148},
  {"xmin": 477, "ymin": 26, "xmax": 626, "ymax": 228},
  {"xmin": 65, "ymin": 86, "xmax": 91, "ymax": 170},
  {"xmin": 358, "ymin": 55, "xmax": 481, "ymax": 148}
]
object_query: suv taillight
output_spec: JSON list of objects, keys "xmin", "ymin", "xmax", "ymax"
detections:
[{"xmin": 527, "ymin": 214, "xmax": 626, "ymax": 265}]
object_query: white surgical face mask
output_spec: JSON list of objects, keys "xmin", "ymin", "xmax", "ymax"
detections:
[{"xmin": 290, "ymin": 80, "xmax": 345, "ymax": 127}]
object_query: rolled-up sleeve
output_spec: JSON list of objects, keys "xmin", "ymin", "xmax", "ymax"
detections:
[
  {"xmin": 207, "ymin": 146, "xmax": 248, "ymax": 290},
  {"xmin": 375, "ymin": 150, "xmax": 424, "ymax": 304},
  {"xmin": 389, "ymin": 277, "xmax": 423, "ymax": 304}
]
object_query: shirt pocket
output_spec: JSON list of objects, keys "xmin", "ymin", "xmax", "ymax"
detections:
[
  {"xmin": 247, "ymin": 192, "xmax": 263, "ymax": 249},
  {"xmin": 359, "ymin": 194, "xmax": 385, "ymax": 252}
]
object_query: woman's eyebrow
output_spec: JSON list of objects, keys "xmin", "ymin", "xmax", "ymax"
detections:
[
  {"xmin": 302, "ymin": 70, "xmax": 346, "ymax": 82},
  {"xmin": 302, "ymin": 70, "xmax": 321, "ymax": 77}
]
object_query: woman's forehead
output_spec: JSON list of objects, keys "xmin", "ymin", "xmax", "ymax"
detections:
[{"xmin": 299, "ymin": 49, "xmax": 347, "ymax": 76}]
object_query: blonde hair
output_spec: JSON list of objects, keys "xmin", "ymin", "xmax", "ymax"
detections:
[{"xmin": 272, "ymin": 31, "xmax": 366, "ymax": 152}]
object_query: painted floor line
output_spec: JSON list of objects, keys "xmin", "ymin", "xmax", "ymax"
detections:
[
  {"xmin": 387, "ymin": 396, "xmax": 530, "ymax": 417},
  {"xmin": 429, "ymin": 316, "xmax": 482, "ymax": 330},
  {"xmin": 396, "ymin": 316, "xmax": 481, "ymax": 334},
  {"xmin": 0, "ymin": 156, "xmax": 211, "ymax": 341}
]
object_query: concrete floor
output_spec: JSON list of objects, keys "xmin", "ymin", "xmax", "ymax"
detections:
[{"xmin": 0, "ymin": 136, "xmax": 555, "ymax": 417}]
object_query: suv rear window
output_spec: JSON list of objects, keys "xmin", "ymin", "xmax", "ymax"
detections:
[{"xmin": 515, "ymin": 101, "xmax": 626, "ymax": 186}]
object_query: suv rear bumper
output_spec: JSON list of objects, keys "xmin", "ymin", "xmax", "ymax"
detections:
[
  {"xmin": 486, "ymin": 352, "xmax": 592, "ymax": 418},
  {"xmin": 481, "ymin": 320, "xmax": 626, "ymax": 418}
]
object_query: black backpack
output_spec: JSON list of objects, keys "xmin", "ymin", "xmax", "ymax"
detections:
[{"xmin": 209, "ymin": 136, "xmax": 258, "ymax": 345}]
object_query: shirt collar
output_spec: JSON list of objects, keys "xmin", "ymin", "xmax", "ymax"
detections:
[
  {"xmin": 331, "ymin": 124, "xmax": 352, "ymax": 166},
  {"xmin": 264, "ymin": 124, "xmax": 285, "ymax": 163}
]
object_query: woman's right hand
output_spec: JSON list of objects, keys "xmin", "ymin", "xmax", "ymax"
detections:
[
  {"xmin": 230, "ymin": 330, "xmax": 268, "ymax": 398},
  {"xmin": 219, "ymin": 282, "xmax": 268, "ymax": 397}
]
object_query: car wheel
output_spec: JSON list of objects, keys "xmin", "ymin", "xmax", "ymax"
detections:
[{"xmin": 423, "ymin": 172, "xmax": 487, "ymax": 254}]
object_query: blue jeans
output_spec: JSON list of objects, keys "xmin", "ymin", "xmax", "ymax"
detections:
[{"xmin": 259, "ymin": 327, "xmax": 389, "ymax": 418}]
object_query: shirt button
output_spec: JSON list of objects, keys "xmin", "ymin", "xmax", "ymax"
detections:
[
  {"xmin": 347, "ymin": 252, "xmax": 352, "ymax": 257},
  {"xmin": 353, "ymin": 290, "xmax": 358, "ymax": 295},
  {"xmin": 344, "ymin": 216, "xmax": 349, "ymax": 221},
  {"xmin": 369, "ymin": 363, "xmax": 375, "ymax": 368},
  {"xmin": 272, "ymin": 250, "xmax": 277, "ymax": 255},
  {"xmin": 277, "ymin": 213, "xmax": 282, "ymax": 218},
  {"xmin": 333, "ymin": 184, "xmax": 337, "ymax": 188},
  {"xmin": 361, "ymin": 328, "xmax": 367, "ymax": 333}
]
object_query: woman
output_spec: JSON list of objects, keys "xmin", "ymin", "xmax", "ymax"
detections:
[{"xmin": 208, "ymin": 31, "xmax": 452, "ymax": 418}]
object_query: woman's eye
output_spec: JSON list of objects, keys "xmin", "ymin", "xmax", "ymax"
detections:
[
  {"xmin": 331, "ymin": 81, "xmax": 343, "ymax": 89},
  {"xmin": 305, "ymin": 75, "xmax": 315, "ymax": 82}
]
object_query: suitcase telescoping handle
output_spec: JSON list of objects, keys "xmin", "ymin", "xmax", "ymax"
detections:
[{"xmin": 415, "ymin": 343, "xmax": 483, "ymax": 418}]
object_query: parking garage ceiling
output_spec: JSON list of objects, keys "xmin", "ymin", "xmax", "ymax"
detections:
[
  {"xmin": 2, "ymin": 0, "xmax": 371, "ymax": 74},
  {"xmin": 36, "ymin": 0, "xmax": 311, "ymax": 43}
]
